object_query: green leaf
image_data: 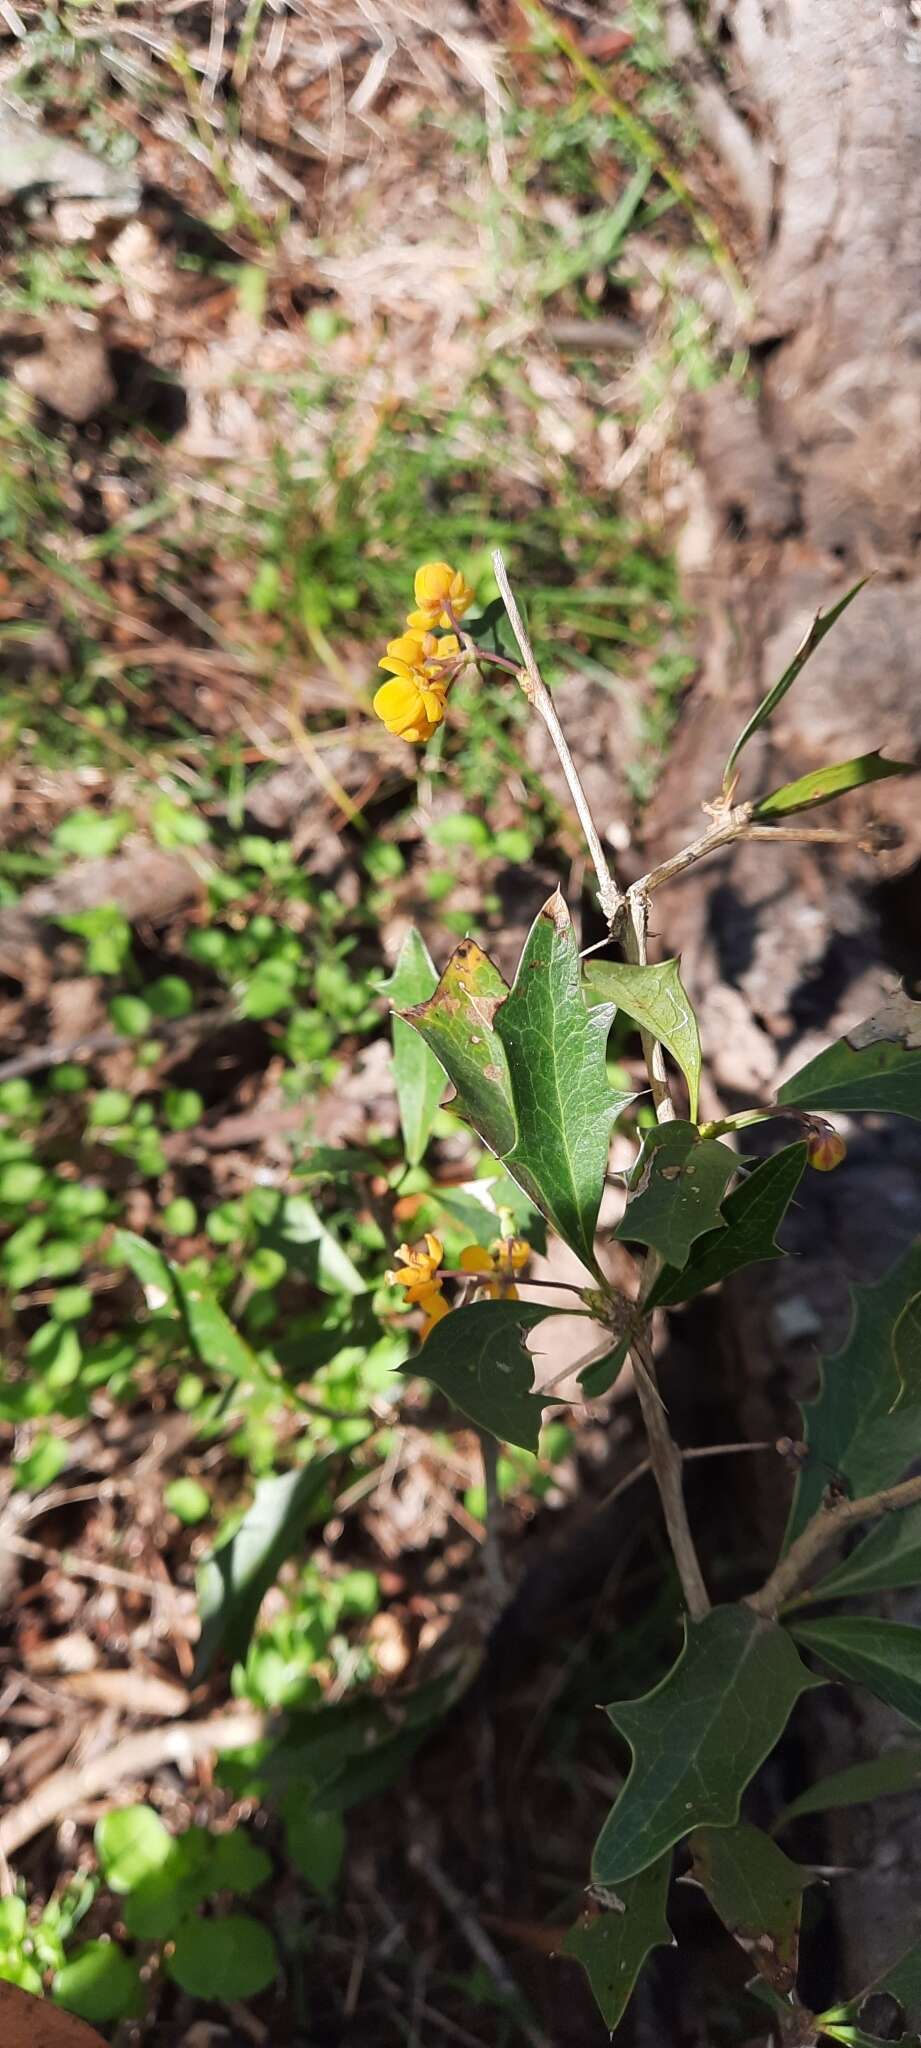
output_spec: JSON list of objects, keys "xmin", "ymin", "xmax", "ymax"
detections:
[
  {"xmin": 773, "ymin": 1746, "xmax": 921, "ymax": 1830},
  {"xmin": 173, "ymin": 1269, "xmax": 270, "ymax": 1387},
  {"xmin": 778, "ymin": 991, "xmax": 921, "ymax": 1120},
  {"xmin": 562, "ymin": 1853, "xmax": 672, "ymax": 2030},
  {"xmin": 209, "ymin": 1828, "xmax": 272, "ymax": 1895},
  {"xmin": 615, "ymin": 1122, "xmax": 737, "ymax": 1269},
  {"xmin": 195, "ymin": 1459, "xmax": 332, "ymax": 1677},
  {"xmin": 122, "ymin": 1828, "xmax": 214, "ymax": 1940},
  {"xmin": 496, "ymin": 893, "xmax": 630, "ymax": 1272},
  {"xmin": 792, "ymin": 1616, "xmax": 921, "ymax": 1731},
  {"xmin": 401, "ymin": 938, "xmax": 516, "ymax": 1159},
  {"xmin": 409, "ymin": 1300, "xmax": 562, "ymax": 1452},
  {"xmin": 688, "ymin": 1822, "xmax": 812, "ymax": 1995},
  {"xmin": 592, "ymin": 1605, "xmax": 820, "ymax": 1887},
  {"xmin": 261, "ymin": 1192, "xmax": 365, "ymax": 1296},
  {"xmin": 721, "ymin": 580, "xmax": 867, "ymax": 792},
  {"xmin": 95, "ymin": 1805, "xmax": 173, "ymax": 1892},
  {"xmin": 578, "ymin": 1335, "xmax": 631, "ymax": 1398},
  {"xmin": 283, "ymin": 1803, "xmax": 346, "ymax": 1894},
  {"xmin": 167, "ymin": 1914, "xmax": 277, "ymax": 2000},
  {"xmin": 164, "ymin": 1478, "xmax": 211, "ymax": 1525},
  {"xmin": 383, "ymin": 927, "xmax": 444, "ymax": 1166},
  {"xmin": 784, "ymin": 1241, "xmax": 921, "ymax": 1546},
  {"xmin": 894, "ymin": 1293, "xmax": 921, "ymax": 1408},
  {"xmin": 811, "ymin": 1502, "xmax": 921, "ymax": 1604},
  {"xmin": 647, "ymin": 1144, "xmax": 807, "ymax": 1309},
  {"xmin": 53, "ymin": 1942, "xmax": 143, "ymax": 2023},
  {"xmin": 820, "ymin": 1937, "xmax": 921, "ymax": 2036},
  {"xmin": 752, "ymin": 750, "xmax": 915, "ymax": 820},
  {"xmin": 114, "ymin": 1228, "xmax": 177, "ymax": 1304},
  {"xmin": 584, "ymin": 957, "xmax": 702, "ymax": 1120}
]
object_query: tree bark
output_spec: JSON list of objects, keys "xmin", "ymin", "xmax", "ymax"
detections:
[{"xmin": 650, "ymin": 0, "xmax": 921, "ymax": 1996}]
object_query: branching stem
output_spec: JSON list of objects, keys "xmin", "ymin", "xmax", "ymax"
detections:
[{"xmin": 749, "ymin": 1469, "xmax": 921, "ymax": 1619}]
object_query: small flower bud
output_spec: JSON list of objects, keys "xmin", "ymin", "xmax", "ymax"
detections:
[{"xmin": 806, "ymin": 1124, "xmax": 847, "ymax": 1172}]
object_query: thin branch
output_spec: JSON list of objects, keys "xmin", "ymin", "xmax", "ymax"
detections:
[
  {"xmin": 0, "ymin": 1709, "xmax": 266, "ymax": 1857},
  {"xmin": 632, "ymin": 1329, "xmax": 710, "ymax": 1619},
  {"xmin": 748, "ymin": 1470, "xmax": 921, "ymax": 1620},
  {"xmin": 0, "ymin": 1000, "xmax": 238, "ymax": 1087},
  {"xmin": 623, "ymin": 886, "xmax": 677, "ymax": 1122},
  {"xmin": 408, "ymin": 1837, "xmax": 551, "ymax": 2048},
  {"xmin": 491, "ymin": 548, "xmax": 624, "ymax": 926},
  {"xmin": 600, "ymin": 1437, "xmax": 777, "ymax": 1513}
]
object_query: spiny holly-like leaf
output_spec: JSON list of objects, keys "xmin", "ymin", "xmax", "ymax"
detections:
[
  {"xmin": 688, "ymin": 1822, "xmax": 812, "ymax": 1995},
  {"xmin": 752, "ymin": 750, "xmax": 915, "ymax": 820},
  {"xmin": 584, "ymin": 956, "xmax": 702, "ymax": 1120},
  {"xmin": 814, "ymin": 1501, "xmax": 921, "ymax": 1604},
  {"xmin": 406, "ymin": 1299, "xmax": 564, "ymax": 1451},
  {"xmin": 195, "ymin": 1459, "xmax": 332, "ymax": 1677},
  {"xmin": 784, "ymin": 1240, "xmax": 921, "ymax": 1547},
  {"xmin": 721, "ymin": 579, "xmax": 867, "ymax": 793},
  {"xmin": 496, "ymin": 892, "xmax": 630, "ymax": 1274},
  {"xmin": 383, "ymin": 927, "xmax": 444, "ymax": 1166},
  {"xmin": 820, "ymin": 1937, "xmax": 921, "ymax": 2037},
  {"xmin": 894, "ymin": 1293, "xmax": 921, "ymax": 1409},
  {"xmin": 615, "ymin": 1121, "xmax": 737, "ymax": 1269},
  {"xmin": 646, "ymin": 1143, "xmax": 807, "ymax": 1310},
  {"xmin": 792, "ymin": 1616, "xmax": 921, "ymax": 1731},
  {"xmin": 774, "ymin": 1746, "xmax": 921, "ymax": 1831},
  {"xmin": 401, "ymin": 938, "xmax": 516, "ymax": 1159},
  {"xmin": 562, "ymin": 1854, "xmax": 672, "ymax": 2030},
  {"xmin": 778, "ymin": 990, "xmax": 921, "ymax": 1121},
  {"xmin": 592, "ymin": 1605, "xmax": 820, "ymax": 1887}
]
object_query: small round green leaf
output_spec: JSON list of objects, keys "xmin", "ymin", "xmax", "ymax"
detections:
[
  {"xmin": 167, "ymin": 1914, "xmax": 277, "ymax": 2000},
  {"xmin": 53, "ymin": 1939, "xmax": 143, "ymax": 2022},
  {"xmin": 164, "ymin": 1478, "xmax": 211, "ymax": 1525},
  {"xmin": 208, "ymin": 1828, "xmax": 272, "ymax": 1895},
  {"xmin": 95, "ymin": 1804, "xmax": 174, "ymax": 1892},
  {"xmin": 284, "ymin": 1806, "xmax": 345, "ymax": 1894}
]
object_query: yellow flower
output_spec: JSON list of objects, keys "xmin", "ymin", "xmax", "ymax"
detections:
[
  {"xmin": 458, "ymin": 1237, "xmax": 531, "ymax": 1301},
  {"xmin": 387, "ymin": 1233, "xmax": 449, "ymax": 1339},
  {"xmin": 406, "ymin": 560, "xmax": 475, "ymax": 631},
  {"xmin": 372, "ymin": 631, "xmax": 462, "ymax": 744}
]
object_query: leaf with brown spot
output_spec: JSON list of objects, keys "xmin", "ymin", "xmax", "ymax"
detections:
[
  {"xmin": 400, "ymin": 939, "xmax": 516, "ymax": 1159},
  {"xmin": 688, "ymin": 1822, "xmax": 813, "ymax": 1995}
]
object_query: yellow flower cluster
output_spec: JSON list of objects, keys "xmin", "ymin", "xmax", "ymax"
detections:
[
  {"xmin": 387, "ymin": 1232, "xmax": 531, "ymax": 1341},
  {"xmin": 372, "ymin": 561, "xmax": 475, "ymax": 744}
]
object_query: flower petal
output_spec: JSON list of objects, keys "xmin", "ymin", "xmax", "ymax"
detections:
[{"xmin": 459, "ymin": 1245, "xmax": 494, "ymax": 1274}]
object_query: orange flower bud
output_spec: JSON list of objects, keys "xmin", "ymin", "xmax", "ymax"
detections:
[{"xmin": 806, "ymin": 1124, "xmax": 847, "ymax": 1172}]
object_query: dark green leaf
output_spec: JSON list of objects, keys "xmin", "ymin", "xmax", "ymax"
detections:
[
  {"xmin": 615, "ymin": 1122, "xmax": 737, "ymax": 1269},
  {"xmin": 562, "ymin": 1854, "xmax": 672, "ymax": 2030},
  {"xmin": 408, "ymin": 1300, "xmax": 562, "ymax": 1451},
  {"xmin": 584, "ymin": 956, "xmax": 702, "ymax": 1119},
  {"xmin": 592, "ymin": 1606, "xmax": 820, "ymax": 1886},
  {"xmin": 195, "ymin": 1460, "xmax": 332, "ymax": 1677},
  {"xmin": 121, "ymin": 1829, "xmax": 213, "ymax": 1941},
  {"xmin": 52, "ymin": 1944, "xmax": 143, "ymax": 2024},
  {"xmin": 209, "ymin": 1828, "xmax": 272, "ymax": 1895},
  {"xmin": 792, "ymin": 1616, "xmax": 921, "ymax": 1730},
  {"xmin": 647, "ymin": 1144, "xmax": 807, "ymax": 1309},
  {"xmin": 401, "ymin": 938, "xmax": 516, "ymax": 1159},
  {"xmin": 167, "ymin": 1914, "xmax": 277, "ymax": 2000},
  {"xmin": 778, "ymin": 991, "xmax": 921, "ymax": 1120},
  {"xmin": 578, "ymin": 1335, "xmax": 630, "ymax": 1399},
  {"xmin": 784, "ymin": 1241, "xmax": 921, "ymax": 1546},
  {"xmin": 383, "ymin": 927, "xmax": 444, "ymax": 1165},
  {"xmin": 688, "ymin": 1822, "xmax": 812, "ymax": 1994},
  {"xmin": 752, "ymin": 750, "xmax": 915, "ymax": 820},
  {"xmin": 773, "ymin": 1746, "xmax": 921, "ymax": 1830},
  {"xmin": 722, "ymin": 580, "xmax": 867, "ymax": 792},
  {"xmin": 820, "ymin": 1936, "xmax": 921, "ymax": 2036},
  {"xmin": 260, "ymin": 1674, "xmax": 461, "ymax": 1807},
  {"xmin": 894, "ymin": 1294, "xmax": 921, "ymax": 1408},
  {"xmin": 496, "ymin": 893, "xmax": 630, "ymax": 1272},
  {"xmin": 812, "ymin": 1502, "xmax": 921, "ymax": 1604},
  {"xmin": 283, "ymin": 1802, "xmax": 345, "ymax": 1894}
]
